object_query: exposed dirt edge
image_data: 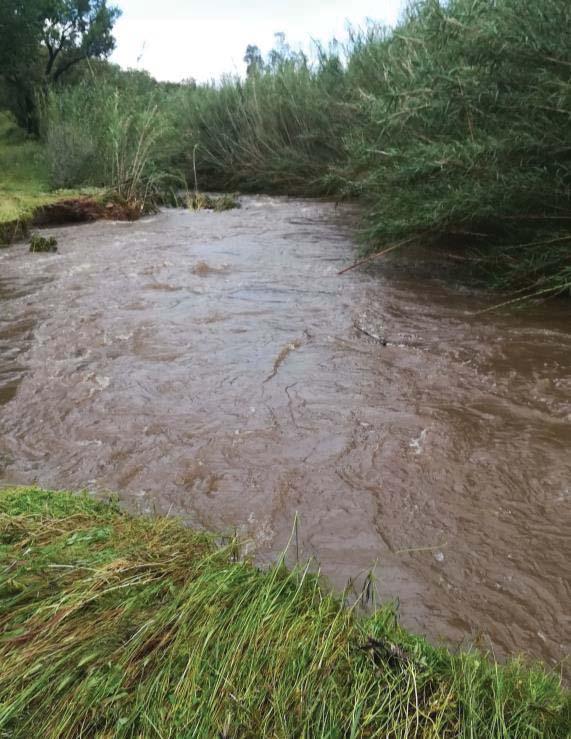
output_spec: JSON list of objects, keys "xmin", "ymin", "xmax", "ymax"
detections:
[
  {"xmin": 0, "ymin": 196, "xmax": 142, "ymax": 247},
  {"xmin": 33, "ymin": 196, "xmax": 142, "ymax": 226}
]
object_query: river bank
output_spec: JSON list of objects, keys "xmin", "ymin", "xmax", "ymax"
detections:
[
  {"xmin": 0, "ymin": 486, "xmax": 568, "ymax": 737},
  {"xmin": 0, "ymin": 195, "xmax": 148, "ymax": 246},
  {"xmin": 0, "ymin": 115, "xmax": 143, "ymax": 247}
]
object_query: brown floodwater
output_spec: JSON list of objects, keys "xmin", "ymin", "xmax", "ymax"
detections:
[{"xmin": 0, "ymin": 197, "xmax": 569, "ymax": 670}]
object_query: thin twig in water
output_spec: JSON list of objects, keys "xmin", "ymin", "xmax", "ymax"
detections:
[
  {"xmin": 394, "ymin": 543, "xmax": 448, "ymax": 555},
  {"xmin": 192, "ymin": 143, "xmax": 199, "ymax": 195},
  {"xmin": 338, "ymin": 236, "xmax": 418, "ymax": 275},
  {"xmin": 353, "ymin": 322, "xmax": 387, "ymax": 345},
  {"xmin": 472, "ymin": 282, "xmax": 571, "ymax": 315},
  {"xmin": 285, "ymin": 382, "xmax": 299, "ymax": 428}
]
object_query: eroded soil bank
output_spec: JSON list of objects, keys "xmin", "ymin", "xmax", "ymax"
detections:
[
  {"xmin": 0, "ymin": 197, "xmax": 569, "ymax": 669},
  {"xmin": 0, "ymin": 195, "xmax": 140, "ymax": 247}
]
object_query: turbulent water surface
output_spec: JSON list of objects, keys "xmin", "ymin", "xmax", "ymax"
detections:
[{"xmin": 0, "ymin": 197, "xmax": 569, "ymax": 669}]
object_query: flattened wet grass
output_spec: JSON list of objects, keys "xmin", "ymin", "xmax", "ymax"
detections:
[{"xmin": 0, "ymin": 487, "xmax": 568, "ymax": 737}]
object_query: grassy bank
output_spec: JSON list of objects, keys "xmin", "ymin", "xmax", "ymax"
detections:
[
  {"xmin": 0, "ymin": 487, "xmax": 568, "ymax": 737},
  {"xmin": 0, "ymin": 112, "xmax": 102, "ymax": 244}
]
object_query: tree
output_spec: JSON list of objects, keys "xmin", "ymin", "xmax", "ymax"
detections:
[
  {"xmin": 244, "ymin": 45, "xmax": 263, "ymax": 77},
  {"xmin": 0, "ymin": 0, "xmax": 121, "ymax": 130},
  {"xmin": 0, "ymin": 1, "xmax": 45, "ymax": 130},
  {"xmin": 268, "ymin": 32, "xmax": 290, "ymax": 68},
  {"xmin": 0, "ymin": 0, "xmax": 43, "ymax": 73},
  {"xmin": 42, "ymin": 0, "xmax": 122, "ymax": 83}
]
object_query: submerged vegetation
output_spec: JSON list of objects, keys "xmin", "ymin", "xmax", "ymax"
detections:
[
  {"xmin": 187, "ymin": 191, "xmax": 240, "ymax": 212},
  {"xmin": 29, "ymin": 233, "xmax": 57, "ymax": 252},
  {"xmin": 1, "ymin": 0, "xmax": 569, "ymax": 297},
  {"xmin": 0, "ymin": 487, "xmax": 568, "ymax": 737}
]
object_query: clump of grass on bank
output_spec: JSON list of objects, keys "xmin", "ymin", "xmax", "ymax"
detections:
[
  {"xmin": 0, "ymin": 487, "xmax": 568, "ymax": 738},
  {"xmin": 0, "ymin": 78, "xmax": 173, "ymax": 246},
  {"xmin": 41, "ymin": 82, "xmax": 176, "ymax": 211}
]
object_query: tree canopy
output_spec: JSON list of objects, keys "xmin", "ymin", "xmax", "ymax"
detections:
[
  {"xmin": 0, "ymin": 0, "xmax": 121, "ymax": 128},
  {"xmin": 42, "ymin": 0, "xmax": 122, "ymax": 82},
  {"xmin": 244, "ymin": 45, "xmax": 263, "ymax": 77},
  {"xmin": 0, "ymin": 1, "xmax": 44, "ymax": 74}
]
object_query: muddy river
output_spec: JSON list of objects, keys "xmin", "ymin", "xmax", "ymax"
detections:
[{"xmin": 0, "ymin": 197, "xmax": 569, "ymax": 670}]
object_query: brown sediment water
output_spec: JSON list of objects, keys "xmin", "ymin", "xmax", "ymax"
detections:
[{"xmin": 0, "ymin": 197, "xmax": 569, "ymax": 670}]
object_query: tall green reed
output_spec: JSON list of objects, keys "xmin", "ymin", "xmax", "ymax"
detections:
[
  {"xmin": 170, "ymin": 45, "xmax": 350, "ymax": 195},
  {"xmin": 40, "ymin": 80, "xmax": 173, "ymax": 207},
  {"xmin": 337, "ymin": 0, "xmax": 570, "ymax": 295}
]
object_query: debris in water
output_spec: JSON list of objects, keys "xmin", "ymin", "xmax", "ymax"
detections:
[
  {"xmin": 187, "ymin": 192, "xmax": 240, "ymax": 212},
  {"xmin": 353, "ymin": 312, "xmax": 387, "ymax": 345},
  {"xmin": 409, "ymin": 428, "xmax": 428, "ymax": 454},
  {"xmin": 191, "ymin": 260, "xmax": 228, "ymax": 276},
  {"xmin": 264, "ymin": 340, "xmax": 302, "ymax": 383}
]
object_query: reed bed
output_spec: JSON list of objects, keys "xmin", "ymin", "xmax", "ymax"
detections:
[
  {"xmin": 0, "ymin": 487, "xmax": 568, "ymax": 738},
  {"xmin": 40, "ymin": 82, "xmax": 174, "ymax": 211},
  {"xmin": 337, "ymin": 0, "xmax": 571, "ymax": 297},
  {"xmin": 172, "ymin": 52, "xmax": 349, "ymax": 197}
]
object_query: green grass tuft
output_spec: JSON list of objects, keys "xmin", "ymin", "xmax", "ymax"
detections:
[{"xmin": 0, "ymin": 487, "xmax": 568, "ymax": 737}]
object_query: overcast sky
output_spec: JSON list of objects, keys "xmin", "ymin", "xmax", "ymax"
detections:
[{"xmin": 111, "ymin": 0, "xmax": 405, "ymax": 82}]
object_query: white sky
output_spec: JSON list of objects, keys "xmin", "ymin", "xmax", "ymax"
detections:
[{"xmin": 111, "ymin": 0, "xmax": 405, "ymax": 82}]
